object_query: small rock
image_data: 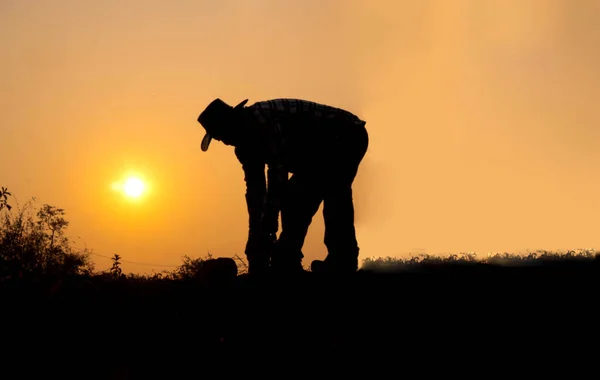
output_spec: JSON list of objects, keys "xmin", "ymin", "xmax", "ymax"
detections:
[{"xmin": 195, "ymin": 257, "xmax": 238, "ymax": 284}]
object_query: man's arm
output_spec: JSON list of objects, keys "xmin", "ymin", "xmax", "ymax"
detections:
[
  {"xmin": 235, "ymin": 147, "xmax": 266, "ymax": 238},
  {"xmin": 263, "ymin": 163, "xmax": 287, "ymax": 237},
  {"xmin": 235, "ymin": 146, "xmax": 278, "ymax": 264}
]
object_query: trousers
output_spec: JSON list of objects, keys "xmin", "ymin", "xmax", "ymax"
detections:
[{"xmin": 272, "ymin": 121, "xmax": 369, "ymax": 268}]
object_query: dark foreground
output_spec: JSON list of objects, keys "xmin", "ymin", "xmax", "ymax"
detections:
[{"xmin": 2, "ymin": 260, "xmax": 599, "ymax": 379}]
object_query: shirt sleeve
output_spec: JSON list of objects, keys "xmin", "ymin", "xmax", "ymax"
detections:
[
  {"xmin": 235, "ymin": 146, "xmax": 266, "ymax": 237},
  {"xmin": 246, "ymin": 105, "xmax": 288, "ymax": 236},
  {"xmin": 263, "ymin": 163, "xmax": 287, "ymax": 235}
]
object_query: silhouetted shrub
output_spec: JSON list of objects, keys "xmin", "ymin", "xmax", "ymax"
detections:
[
  {"xmin": 0, "ymin": 187, "xmax": 11, "ymax": 212},
  {"xmin": 0, "ymin": 197, "xmax": 94, "ymax": 281}
]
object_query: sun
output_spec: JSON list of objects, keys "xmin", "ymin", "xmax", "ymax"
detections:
[
  {"xmin": 123, "ymin": 177, "xmax": 145, "ymax": 198},
  {"xmin": 111, "ymin": 170, "xmax": 152, "ymax": 201}
]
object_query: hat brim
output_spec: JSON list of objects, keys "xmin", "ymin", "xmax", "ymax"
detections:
[
  {"xmin": 201, "ymin": 133, "xmax": 212, "ymax": 151},
  {"xmin": 235, "ymin": 99, "xmax": 249, "ymax": 109}
]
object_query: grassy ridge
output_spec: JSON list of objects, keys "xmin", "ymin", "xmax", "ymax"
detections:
[{"xmin": 361, "ymin": 248, "xmax": 598, "ymax": 270}]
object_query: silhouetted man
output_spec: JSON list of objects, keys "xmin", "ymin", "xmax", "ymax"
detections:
[{"xmin": 197, "ymin": 98, "xmax": 368, "ymax": 276}]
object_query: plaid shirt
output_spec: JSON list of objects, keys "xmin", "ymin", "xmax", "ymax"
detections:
[
  {"xmin": 235, "ymin": 99, "xmax": 365, "ymax": 242},
  {"xmin": 249, "ymin": 98, "xmax": 364, "ymax": 169}
]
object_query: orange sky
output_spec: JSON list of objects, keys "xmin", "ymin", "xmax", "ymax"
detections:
[{"xmin": 1, "ymin": 0, "xmax": 598, "ymax": 274}]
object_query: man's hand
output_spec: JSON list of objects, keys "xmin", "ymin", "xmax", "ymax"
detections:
[
  {"xmin": 245, "ymin": 231, "xmax": 277, "ymax": 262},
  {"xmin": 260, "ymin": 212, "xmax": 279, "ymax": 239}
]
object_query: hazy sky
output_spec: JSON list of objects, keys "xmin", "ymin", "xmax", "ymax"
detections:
[{"xmin": 1, "ymin": 0, "xmax": 598, "ymax": 273}]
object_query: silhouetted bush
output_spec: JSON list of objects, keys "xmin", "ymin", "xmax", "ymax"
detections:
[
  {"xmin": 0, "ymin": 196, "xmax": 94, "ymax": 281},
  {"xmin": 0, "ymin": 187, "xmax": 11, "ymax": 212}
]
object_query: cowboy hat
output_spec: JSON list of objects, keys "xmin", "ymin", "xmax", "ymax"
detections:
[{"xmin": 198, "ymin": 98, "xmax": 249, "ymax": 151}]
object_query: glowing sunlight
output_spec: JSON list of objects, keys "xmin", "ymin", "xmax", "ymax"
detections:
[
  {"xmin": 124, "ymin": 177, "xmax": 145, "ymax": 198},
  {"xmin": 111, "ymin": 173, "xmax": 149, "ymax": 201}
]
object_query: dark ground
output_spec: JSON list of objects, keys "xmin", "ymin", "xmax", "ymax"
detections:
[{"xmin": 1, "ymin": 260, "xmax": 599, "ymax": 379}]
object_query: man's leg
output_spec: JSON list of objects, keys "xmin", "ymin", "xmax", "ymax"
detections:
[
  {"xmin": 313, "ymin": 121, "xmax": 369, "ymax": 273},
  {"xmin": 271, "ymin": 172, "xmax": 323, "ymax": 273},
  {"xmin": 320, "ymin": 180, "xmax": 360, "ymax": 272}
]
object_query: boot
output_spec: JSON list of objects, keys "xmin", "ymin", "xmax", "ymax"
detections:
[
  {"xmin": 270, "ymin": 242, "xmax": 306, "ymax": 276},
  {"xmin": 247, "ymin": 257, "xmax": 270, "ymax": 277},
  {"xmin": 270, "ymin": 256, "xmax": 305, "ymax": 276},
  {"xmin": 311, "ymin": 257, "xmax": 358, "ymax": 275}
]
